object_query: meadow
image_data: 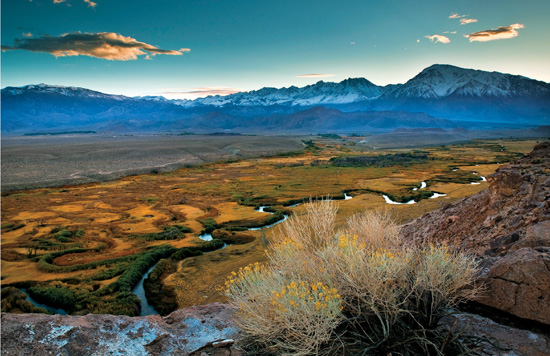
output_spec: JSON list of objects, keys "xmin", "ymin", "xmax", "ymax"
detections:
[{"xmin": 0, "ymin": 137, "xmax": 540, "ymax": 316}]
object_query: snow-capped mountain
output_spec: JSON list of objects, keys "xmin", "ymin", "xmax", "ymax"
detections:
[
  {"xmin": 191, "ymin": 77, "xmax": 384, "ymax": 107},
  {"xmin": 136, "ymin": 95, "xmax": 192, "ymax": 106},
  {"xmin": 2, "ymin": 64, "xmax": 549, "ymax": 134},
  {"xmin": 385, "ymin": 64, "xmax": 550, "ymax": 99},
  {"xmin": 185, "ymin": 64, "xmax": 549, "ymax": 108},
  {"xmin": 2, "ymin": 83, "xmax": 130, "ymax": 101}
]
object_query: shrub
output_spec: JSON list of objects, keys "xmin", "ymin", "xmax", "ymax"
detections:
[
  {"xmin": 134, "ymin": 225, "xmax": 192, "ymax": 241},
  {"xmin": 199, "ymin": 217, "xmax": 219, "ymax": 233},
  {"xmin": 225, "ymin": 200, "xmax": 480, "ymax": 355}
]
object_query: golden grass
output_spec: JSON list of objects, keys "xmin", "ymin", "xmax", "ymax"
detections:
[
  {"xmin": 11, "ymin": 211, "xmax": 57, "ymax": 221},
  {"xmin": 213, "ymin": 202, "xmax": 269, "ymax": 224},
  {"xmin": 164, "ymin": 235, "xmax": 267, "ymax": 307},
  {"xmin": 51, "ymin": 204, "xmax": 86, "ymax": 213},
  {"xmin": 1, "ymin": 260, "xmax": 98, "ymax": 284}
]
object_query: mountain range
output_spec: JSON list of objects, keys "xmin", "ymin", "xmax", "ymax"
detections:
[{"xmin": 2, "ymin": 64, "xmax": 549, "ymax": 134}]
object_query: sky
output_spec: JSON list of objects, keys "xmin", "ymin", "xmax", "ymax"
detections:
[{"xmin": 2, "ymin": 0, "xmax": 550, "ymax": 99}]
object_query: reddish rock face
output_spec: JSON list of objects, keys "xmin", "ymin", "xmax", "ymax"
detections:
[
  {"xmin": 479, "ymin": 247, "xmax": 550, "ymax": 324},
  {"xmin": 401, "ymin": 141, "xmax": 550, "ymax": 325}
]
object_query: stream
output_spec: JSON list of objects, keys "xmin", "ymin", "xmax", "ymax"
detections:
[
  {"xmin": 132, "ymin": 264, "xmax": 160, "ymax": 316},
  {"xmin": 199, "ymin": 193, "xmax": 353, "ymax": 240},
  {"xmin": 20, "ymin": 288, "xmax": 67, "ymax": 315},
  {"xmin": 412, "ymin": 181, "xmax": 427, "ymax": 191}
]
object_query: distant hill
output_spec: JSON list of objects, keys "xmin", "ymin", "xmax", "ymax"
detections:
[{"xmin": 2, "ymin": 64, "xmax": 549, "ymax": 134}]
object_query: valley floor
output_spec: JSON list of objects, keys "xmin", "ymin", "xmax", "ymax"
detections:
[{"xmin": 0, "ymin": 137, "xmax": 542, "ymax": 315}]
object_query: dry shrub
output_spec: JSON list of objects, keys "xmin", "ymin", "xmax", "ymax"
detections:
[{"xmin": 225, "ymin": 200, "xmax": 480, "ymax": 355}]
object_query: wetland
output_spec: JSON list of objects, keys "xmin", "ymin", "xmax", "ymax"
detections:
[{"xmin": 0, "ymin": 135, "xmax": 542, "ymax": 316}]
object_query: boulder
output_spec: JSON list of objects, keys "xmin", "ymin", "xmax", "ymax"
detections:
[
  {"xmin": 1, "ymin": 303, "xmax": 239, "ymax": 356},
  {"xmin": 479, "ymin": 247, "xmax": 550, "ymax": 325},
  {"xmin": 439, "ymin": 313, "xmax": 550, "ymax": 356}
]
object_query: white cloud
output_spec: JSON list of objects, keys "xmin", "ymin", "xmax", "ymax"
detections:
[
  {"xmin": 161, "ymin": 87, "xmax": 242, "ymax": 100},
  {"xmin": 449, "ymin": 13, "xmax": 467, "ymax": 19},
  {"xmin": 296, "ymin": 74, "xmax": 336, "ymax": 78},
  {"xmin": 465, "ymin": 23, "xmax": 525, "ymax": 42},
  {"xmin": 460, "ymin": 18, "xmax": 478, "ymax": 25},
  {"xmin": 425, "ymin": 34, "xmax": 451, "ymax": 44}
]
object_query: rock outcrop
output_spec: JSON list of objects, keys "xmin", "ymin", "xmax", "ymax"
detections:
[
  {"xmin": 438, "ymin": 313, "xmax": 550, "ymax": 356},
  {"xmin": 1, "ymin": 303, "xmax": 240, "ymax": 356},
  {"xmin": 402, "ymin": 141, "xmax": 550, "ymax": 325}
]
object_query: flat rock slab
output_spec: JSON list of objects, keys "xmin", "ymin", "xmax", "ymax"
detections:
[{"xmin": 1, "ymin": 303, "xmax": 239, "ymax": 356}]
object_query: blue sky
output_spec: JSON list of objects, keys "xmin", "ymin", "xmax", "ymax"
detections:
[{"xmin": 2, "ymin": 0, "xmax": 549, "ymax": 99}]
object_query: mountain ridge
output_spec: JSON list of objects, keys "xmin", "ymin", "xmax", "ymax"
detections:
[{"xmin": 2, "ymin": 64, "xmax": 549, "ymax": 134}]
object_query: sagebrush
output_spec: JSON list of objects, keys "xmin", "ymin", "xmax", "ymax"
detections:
[{"xmin": 225, "ymin": 200, "xmax": 480, "ymax": 355}]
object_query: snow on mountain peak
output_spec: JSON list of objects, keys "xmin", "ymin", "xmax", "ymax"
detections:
[
  {"xmin": 2, "ymin": 64, "xmax": 548, "ymax": 109},
  {"xmin": 390, "ymin": 64, "xmax": 549, "ymax": 99},
  {"xmin": 189, "ymin": 77, "xmax": 383, "ymax": 107}
]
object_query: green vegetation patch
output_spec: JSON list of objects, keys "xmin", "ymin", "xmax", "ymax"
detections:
[
  {"xmin": 132, "ymin": 225, "xmax": 192, "ymax": 241},
  {"xmin": 318, "ymin": 133, "xmax": 341, "ymax": 139},
  {"xmin": 37, "ymin": 249, "xmax": 141, "ymax": 273},
  {"xmin": 101, "ymin": 245, "xmax": 178, "ymax": 294},
  {"xmin": 1, "ymin": 287, "xmax": 50, "ymax": 314},
  {"xmin": 1, "ymin": 222, "xmax": 26, "ymax": 232},
  {"xmin": 429, "ymin": 171, "xmax": 482, "ymax": 185},
  {"xmin": 329, "ymin": 152, "xmax": 429, "ymax": 168},
  {"xmin": 28, "ymin": 285, "xmax": 77, "ymax": 311},
  {"xmin": 198, "ymin": 217, "xmax": 219, "ymax": 233}
]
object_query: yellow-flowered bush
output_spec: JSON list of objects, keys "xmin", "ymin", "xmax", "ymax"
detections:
[{"xmin": 225, "ymin": 200, "xmax": 480, "ymax": 356}]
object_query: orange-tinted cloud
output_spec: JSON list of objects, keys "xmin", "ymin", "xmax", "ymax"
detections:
[
  {"xmin": 296, "ymin": 74, "xmax": 336, "ymax": 78},
  {"xmin": 1, "ymin": 32, "xmax": 190, "ymax": 60},
  {"xmin": 460, "ymin": 18, "xmax": 478, "ymax": 25},
  {"xmin": 465, "ymin": 23, "xmax": 524, "ymax": 42},
  {"xmin": 425, "ymin": 34, "xmax": 451, "ymax": 44},
  {"xmin": 22, "ymin": 32, "xmax": 33, "ymax": 37},
  {"xmin": 83, "ymin": 0, "xmax": 96, "ymax": 8}
]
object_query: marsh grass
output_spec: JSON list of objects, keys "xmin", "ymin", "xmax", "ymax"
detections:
[{"xmin": 225, "ymin": 200, "xmax": 480, "ymax": 355}]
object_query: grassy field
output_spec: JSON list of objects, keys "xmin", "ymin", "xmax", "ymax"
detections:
[{"xmin": 0, "ymin": 138, "xmax": 541, "ymax": 315}]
